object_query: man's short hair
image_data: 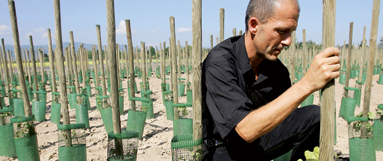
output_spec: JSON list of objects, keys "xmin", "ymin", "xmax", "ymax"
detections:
[{"xmin": 245, "ymin": 0, "xmax": 300, "ymax": 31}]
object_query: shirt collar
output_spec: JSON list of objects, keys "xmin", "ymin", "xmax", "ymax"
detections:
[
  {"xmin": 235, "ymin": 35, "xmax": 253, "ymax": 75},
  {"xmin": 234, "ymin": 34, "xmax": 270, "ymax": 84}
]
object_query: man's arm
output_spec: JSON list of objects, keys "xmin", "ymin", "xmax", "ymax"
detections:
[{"xmin": 235, "ymin": 47, "xmax": 340, "ymax": 143}]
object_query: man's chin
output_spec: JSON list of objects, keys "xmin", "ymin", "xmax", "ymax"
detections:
[{"xmin": 266, "ymin": 54, "xmax": 279, "ymax": 61}]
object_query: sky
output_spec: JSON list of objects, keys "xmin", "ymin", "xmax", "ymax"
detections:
[{"xmin": 0, "ymin": 0, "xmax": 382, "ymax": 49}]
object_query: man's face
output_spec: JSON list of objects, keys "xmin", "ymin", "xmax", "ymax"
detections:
[{"xmin": 253, "ymin": 1, "xmax": 299, "ymax": 61}]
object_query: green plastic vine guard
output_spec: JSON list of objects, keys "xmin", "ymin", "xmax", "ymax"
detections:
[
  {"xmin": 163, "ymin": 91, "xmax": 174, "ymax": 120},
  {"xmin": 130, "ymin": 96, "xmax": 153, "ymax": 120},
  {"xmin": 79, "ymin": 89, "xmax": 91, "ymax": 110},
  {"xmin": 10, "ymin": 115, "xmax": 40, "ymax": 161},
  {"xmin": 32, "ymin": 101, "xmax": 46, "ymax": 122},
  {"xmin": 38, "ymin": 88, "xmax": 47, "ymax": 103},
  {"xmin": 75, "ymin": 94, "xmax": 90, "ymax": 128},
  {"xmin": 0, "ymin": 108, "xmax": 17, "ymax": 158},
  {"xmin": 27, "ymin": 85, "xmax": 34, "ymax": 101},
  {"xmin": 177, "ymin": 78, "xmax": 186, "ymax": 97},
  {"xmin": 339, "ymin": 69, "xmax": 346, "ymax": 85},
  {"xmin": 85, "ymin": 83, "xmax": 91, "ymax": 98},
  {"xmin": 11, "ymin": 98, "xmax": 25, "ymax": 117},
  {"xmin": 107, "ymin": 131, "xmax": 139, "ymax": 161},
  {"xmin": 354, "ymin": 81, "xmax": 363, "ymax": 107},
  {"xmin": 172, "ymin": 103, "xmax": 193, "ymax": 136},
  {"xmin": 171, "ymin": 134, "xmax": 203, "ymax": 161},
  {"xmin": 97, "ymin": 95, "xmax": 114, "ymax": 133},
  {"xmin": 57, "ymin": 123, "xmax": 87, "ymax": 161},
  {"xmin": 378, "ymin": 73, "xmax": 383, "ymax": 85},
  {"xmin": 126, "ymin": 110, "xmax": 146, "ymax": 140},
  {"xmin": 339, "ymin": 87, "xmax": 359, "ymax": 120},
  {"xmin": 346, "ymin": 116, "xmax": 376, "ymax": 161},
  {"xmin": 50, "ymin": 92, "xmax": 61, "ymax": 124},
  {"xmin": 186, "ymin": 90, "xmax": 193, "ymax": 104},
  {"xmin": 373, "ymin": 104, "xmax": 383, "ymax": 151}
]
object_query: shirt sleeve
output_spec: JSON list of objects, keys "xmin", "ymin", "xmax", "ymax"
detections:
[{"xmin": 205, "ymin": 60, "xmax": 255, "ymax": 139}]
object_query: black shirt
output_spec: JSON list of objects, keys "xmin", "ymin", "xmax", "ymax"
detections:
[{"xmin": 202, "ymin": 35, "xmax": 291, "ymax": 160}]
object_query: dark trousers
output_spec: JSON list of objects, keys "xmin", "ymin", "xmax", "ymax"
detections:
[
  {"xmin": 260, "ymin": 105, "xmax": 320, "ymax": 161},
  {"xmin": 204, "ymin": 105, "xmax": 320, "ymax": 161}
]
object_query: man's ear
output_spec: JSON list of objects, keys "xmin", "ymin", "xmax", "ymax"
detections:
[{"xmin": 248, "ymin": 17, "xmax": 259, "ymax": 34}]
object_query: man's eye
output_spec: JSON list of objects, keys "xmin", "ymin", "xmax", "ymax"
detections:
[{"xmin": 277, "ymin": 30, "xmax": 285, "ymax": 34}]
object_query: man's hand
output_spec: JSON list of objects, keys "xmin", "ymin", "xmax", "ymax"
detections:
[{"xmin": 301, "ymin": 47, "xmax": 340, "ymax": 93}]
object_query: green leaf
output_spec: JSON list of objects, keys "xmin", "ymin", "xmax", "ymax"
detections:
[{"xmin": 368, "ymin": 112, "xmax": 376, "ymax": 120}]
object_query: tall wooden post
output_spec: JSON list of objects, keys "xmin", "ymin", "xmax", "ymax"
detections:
[
  {"xmin": 219, "ymin": 8, "xmax": 224, "ymax": 42},
  {"xmin": 319, "ymin": 0, "xmax": 336, "ymax": 160},
  {"xmin": 302, "ymin": 29, "xmax": 307, "ymax": 75},
  {"xmin": 106, "ymin": 0, "xmax": 123, "ymax": 158},
  {"xmin": 53, "ymin": 0, "xmax": 72, "ymax": 147},
  {"xmin": 80, "ymin": 46, "xmax": 86, "ymax": 87},
  {"xmin": 192, "ymin": 0, "xmax": 203, "ymax": 147},
  {"xmin": 92, "ymin": 46, "xmax": 99, "ymax": 87},
  {"xmin": 125, "ymin": 19, "xmax": 136, "ymax": 110},
  {"xmin": 1, "ymin": 39, "xmax": 11, "ymax": 96},
  {"xmin": 155, "ymin": 46, "xmax": 158, "ymax": 71},
  {"xmin": 8, "ymin": 0, "xmax": 32, "ymax": 117},
  {"xmin": 185, "ymin": 41, "xmax": 189, "ymax": 87},
  {"xmin": 361, "ymin": 0, "xmax": 380, "ymax": 139},
  {"xmin": 29, "ymin": 36, "xmax": 39, "ymax": 100},
  {"xmin": 39, "ymin": 49, "xmax": 44, "ymax": 84},
  {"xmin": 96, "ymin": 25, "xmax": 107, "ymax": 96},
  {"xmin": 26, "ymin": 50, "xmax": 32, "ymax": 84},
  {"xmin": 170, "ymin": 16, "xmax": 179, "ymax": 119},
  {"xmin": 69, "ymin": 31, "xmax": 80, "ymax": 95},
  {"xmin": 7, "ymin": 50, "xmax": 14, "ymax": 84},
  {"xmin": 344, "ymin": 22, "xmax": 353, "ymax": 97},
  {"xmin": 289, "ymin": 31, "xmax": 296, "ymax": 84},
  {"xmin": 356, "ymin": 26, "xmax": 366, "ymax": 106},
  {"xmin": 141, "ymin": 42, "xmax": 147, "ymax": 91},
  {"xmin": 24, "ymin": 49, "xmax": 31, "ymax": 84},
  {"xmin": 177, "ymin": 41, "xmax": 181, "ymax": 78},
  {"xmin": 161, "ymin": 42, "xmax": 166, "ymax": 86}
]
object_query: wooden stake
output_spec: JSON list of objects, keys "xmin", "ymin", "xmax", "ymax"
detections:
[
  {"xmin": 219, "ymin": 8, "xmax": 224, "ymax": 42},
  {"xmin": 192, "ymin": 0, "xmax": 203, "ymax": 145},
  {"xmin": 125, "ymin": 19, "xmax": 136, "ymax": 110},
  {"xmin": 344, "ymin": 22, "xmax": 353, "ymax": 97},
  {"xmin": 362, "ymin": 0, "xmax": 380, "ymax": 139},
  {"xmin": 53, "ymin": 0, "xmax": 72, "ymax": 147},
  {"xmin": 105, "ymin": 0, "xmax": 123, "ymax": 158},
  {"xmin": 289, "ymin": 31, "xmax": 296, "ymax": 84},
  {"xmin": 7, "ymin": 50, "xmax": 14, "ymax": 84},
  {"xmin": 1, "ymin": 39, "xmax": 11, "ymax": 96},
  {"xmin": 169, "ymin": 16, "xmax": 179, "ymax": 119},
  {"xmin": 185, "ymin": 41, "xmax": 189, "ymax": 86},
  {"xmin": 141, "ymin": 43, "xmax": 147, "ymax": 91},
  {"xmin": 8, "ymin": 0, "xmax": 32, "ymax": 117},
  {"xmin": 161, "ymin": 42, "xmax": 166, "ymax": 85},
  {"xmin": 96, "ymin": 25, "xmax": 107, "ymax": 96},
  {"xmin": 356, "ymin": 26, "xmax": 366, "ymax": 103},
  {"xmin": 69, "ymin": 31, "xmax": 80, "ymax": 95},
  {"xmin": 39, "ymin": 48, "xmax": 44, "ymax": 84},
  {"xmin": 302, "ymin": 29, "xmax": 307, "ymax": 75},
  {"xmin": 29, "ymin": 36, "xmax": 39, "ymax": 100},
  {"xmin": 319, "ymin": 0, "xmax": 336, "ymax": 160}
]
